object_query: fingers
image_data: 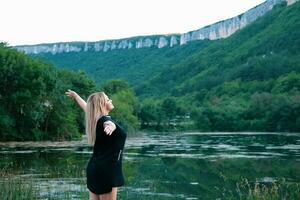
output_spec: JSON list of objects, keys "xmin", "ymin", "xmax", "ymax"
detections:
[
  {"xmin": 104, "ymin": 122, "xmax": 116, "ymax": 131},
  {"xmin": 104, "ymin": 121, "xmax": 116, "ymax": 135},
  {"xmin": 65, "ymin": 89, "xmax": 72, "ymax": 96},
  {"xmin": 65, "ymin": 89, "xmax": 76, "ymax": 98},
  {"xmin": 104, "ymin": 126, "xmax": 113, "ymax": 135}
]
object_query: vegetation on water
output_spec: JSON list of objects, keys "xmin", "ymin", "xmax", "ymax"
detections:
[
  {"xmin": 1, "ymin": 132, "xmax": 299, "ymax": 199},
  {"xmin": 1, "ymin": 172, "xmax": 299, "ymax": 200}
]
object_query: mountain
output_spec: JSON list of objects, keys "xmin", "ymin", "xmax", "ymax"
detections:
[
  {"xmin": 15, "ymin": 0, "xmax": 293, "ymax": 54},
  {"xmin": 137, "ymin": 0, "xmax": 300, "ymax": 98},
  {"xmin": 5, "ymin": 0, "xmax": 300, "ymax": 132},
  {"xmin": 12, "ymin": 0, "xmax": 298, "ymax": 92}
]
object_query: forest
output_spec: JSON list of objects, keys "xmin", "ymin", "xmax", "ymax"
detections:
[{"xmin": 1, "ymin": 2, "xmax": 300, "ymax": 141}]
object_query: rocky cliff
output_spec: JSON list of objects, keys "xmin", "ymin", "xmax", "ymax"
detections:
[{"xmin": 15, "ymin": 0, "xmax": 296, "ymax": 54}]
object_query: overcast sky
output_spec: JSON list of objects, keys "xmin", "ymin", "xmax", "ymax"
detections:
[{"xmin": 1, "ymin": 0, "xmax": 265, "ymax": 46}]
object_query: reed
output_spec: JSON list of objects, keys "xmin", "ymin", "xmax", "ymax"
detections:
[
  {"xmin": 217, "ymin": 178, "xmax": 300, "ymax": 200},
  {"xmin": 0, "ymin": 177, "xmax": 38, "ymax": 200}
]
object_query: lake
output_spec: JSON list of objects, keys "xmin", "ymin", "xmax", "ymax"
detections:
[{"xmin": 1, "ymin": 132, "xmax": 300, "ymax": 199}]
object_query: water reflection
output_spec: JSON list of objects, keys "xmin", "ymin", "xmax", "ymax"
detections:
[{"xmin": 0, "ymin": 132, "xmax": 300, "ymax": 199}]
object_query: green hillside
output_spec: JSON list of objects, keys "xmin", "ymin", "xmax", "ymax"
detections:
[
  {"xmin": 31, "ymin": 1, "xmax": 300, "ymax": 132},
  {"xmin": 35, "ymin": 2, "xmax": 300, "ymax": 98},
  {"xmin": 34, "ymin": 39, "xmax": 211, "ymax": 88},
  {"xmin": 138, "ymin": 2, "xmax": 300, "ymax": 97}
]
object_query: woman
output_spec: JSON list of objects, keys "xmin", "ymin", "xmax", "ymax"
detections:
[{"xmin": 65, "ymin": 89, "xmax": 127, "ymax": 200}]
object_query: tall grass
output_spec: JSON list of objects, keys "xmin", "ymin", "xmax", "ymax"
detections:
[
  {"xmin": 0, "ymin": 170, "xmax": 88, "ymax": 200},
  {"xmin": 216, "ymin": 177, "xmax": 300, "ymax": 200},
  {"xmin": 0, "ymin": 177, "xmax": 38, "ymax": 200},
  {"xmin": 1, "ymin": 169, "xmax": 300, "ymax": 199},
  {"xmin": 0, "ymin": 177, "xmax": 89, "ymax": 200}
]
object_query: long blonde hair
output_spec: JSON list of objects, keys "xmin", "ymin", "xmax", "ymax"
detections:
[{"xmin": 85, "ymin": 92, "xmax": 107, "ymax": 145}]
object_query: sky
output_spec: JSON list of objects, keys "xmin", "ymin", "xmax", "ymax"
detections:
[{"xmin": 1, "ymin": 0, "xmax": 265, "ymax": 46}]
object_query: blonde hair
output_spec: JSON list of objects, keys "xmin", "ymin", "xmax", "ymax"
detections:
[{"xmin": 85, "ymin": 92, "xmax": 107, "ymax": 145}]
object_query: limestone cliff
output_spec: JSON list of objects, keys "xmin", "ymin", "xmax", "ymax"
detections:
[{"xmin": 15, "ymin": 0, "xmax": 295, "ymax": 54}]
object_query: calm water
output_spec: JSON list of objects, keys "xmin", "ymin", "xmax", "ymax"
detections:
[{"xmin": 1, "ymin": 132, "xmax": 300, "ymax": 199}]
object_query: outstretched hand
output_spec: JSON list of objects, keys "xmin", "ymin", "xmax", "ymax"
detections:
[
  {"xmin": 104, "ymin": 121, "xmax": 116, "ymax": 135},
  {"xmin": 65, "ymin": 89, "xmax": 87, "ymax": 112},
  {"xmin": 65, "ymin": 89, "xmax": 78, "ymax": 99}
]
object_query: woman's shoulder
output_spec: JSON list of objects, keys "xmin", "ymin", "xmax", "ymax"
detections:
[{"xmin": 97, "ymin": 115, "xmax": 113, "ymax": 125}]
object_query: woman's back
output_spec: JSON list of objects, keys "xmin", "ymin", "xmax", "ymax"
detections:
[{"xmin": 86, "ymin": 115, "xmax": 127, "ymax": 194}]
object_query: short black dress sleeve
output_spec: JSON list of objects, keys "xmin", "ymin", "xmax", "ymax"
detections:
[{"xmin": 86, "ymin": 115, "xmax": 127, "ymax": 195}]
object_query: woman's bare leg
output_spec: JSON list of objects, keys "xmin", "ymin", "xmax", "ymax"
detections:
[
  {"xmin": 100, "ymin": 187, "xmax": 118, "ymax": 200},
  {"xmin": 89, "ymin": 191, "xmax": 100, "ymax": 200}
]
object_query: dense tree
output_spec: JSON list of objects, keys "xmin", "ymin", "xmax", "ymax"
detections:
[
  {"xmin": 161, "ymin": 98, "xmax": 177, "ymax": 124},
  {"xmin": 139, "ymin": 100, "xmax": 160, "ymax": 128}
]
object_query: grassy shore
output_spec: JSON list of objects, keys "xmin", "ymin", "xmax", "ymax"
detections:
[
  {"xmin": 216, "ymin": 178, "xmax": 300, "ymax": 200},
  {"xmin": 1, "ymin": 174, "xmax": 300, "ymax": 200}
]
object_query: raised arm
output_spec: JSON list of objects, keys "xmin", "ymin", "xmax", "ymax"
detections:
[{"xmin": 65, "ymin": 89, "xmax": 87, "ymax": 112}]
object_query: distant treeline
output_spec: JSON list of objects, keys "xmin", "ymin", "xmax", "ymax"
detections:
[{"xmin": 139, "ymin": 71, "xmax": 300, "ymax": 132}]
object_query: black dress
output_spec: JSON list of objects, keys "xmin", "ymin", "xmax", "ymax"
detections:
[{"xmin": 86, "ymin": 115, "xmax": 127, "ymax": 194}]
